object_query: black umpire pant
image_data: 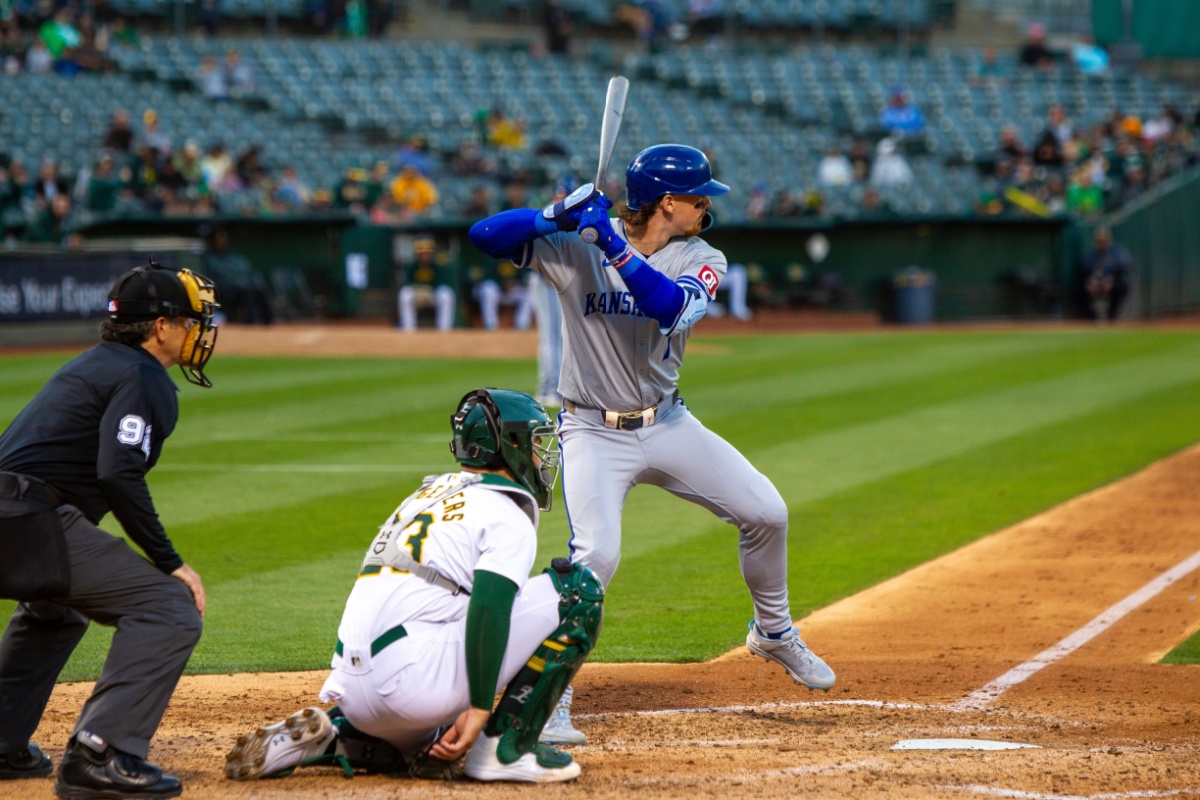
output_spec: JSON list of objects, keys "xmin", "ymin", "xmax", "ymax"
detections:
[{"xmin": 0, "ymin": 507, "xmax": 201, "ymax": 759}]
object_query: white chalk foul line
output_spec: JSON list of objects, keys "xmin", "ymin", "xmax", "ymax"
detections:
[
  {"xmin": 942, "ymin": 785, "xmax": 1200, "ymax": 800},
  {"xmin": 952, "ymin": 548, "xmax": 1200, "ymax": 712}
]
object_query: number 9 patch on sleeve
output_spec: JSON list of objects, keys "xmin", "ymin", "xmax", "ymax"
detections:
[{"xmin": 117, "ymin": 415, "xmax": 153, "ymax": 460}]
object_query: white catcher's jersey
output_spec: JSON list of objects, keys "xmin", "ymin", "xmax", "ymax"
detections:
[
  {"xmin": 332, "ymin": 472, "xmax": 539, "ymax": 661},
  {"xmin": 519, "ymin": 223, "xmax": 727, "ymax": 412}
]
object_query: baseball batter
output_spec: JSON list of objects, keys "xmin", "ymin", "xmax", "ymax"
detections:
[
  {"xmin": 225, "ymin": 389, "xmax": 603, "ymax": 783},
  {"xmin": 470, "ymin": 144, "xmax": 835, "ymax": 742}
]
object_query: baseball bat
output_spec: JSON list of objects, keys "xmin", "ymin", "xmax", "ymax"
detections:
[{"xmin": 580, "ymin": 75, "xmax": 630, "ymax": 245}]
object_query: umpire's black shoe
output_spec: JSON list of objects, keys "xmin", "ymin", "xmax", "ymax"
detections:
[
  {"xmin": 0, "ymin": 741, "xmax": 53, "ymax": 779},
  {"xmin": 54, "ymin": 734, "xmax": 182, "ymax": 800}
]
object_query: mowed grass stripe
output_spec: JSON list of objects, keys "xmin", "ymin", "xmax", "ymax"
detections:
[
  {"xmin": 614, "ymin": 339, "xmax": 1200, "ymax": 561},
  {"xmin": 601, "ymin": 378, "xmax": 1200, "ymax": 661},
  {"xmin": 3, "ymin": 331, "xmax": 1200, "ymax": 675}
]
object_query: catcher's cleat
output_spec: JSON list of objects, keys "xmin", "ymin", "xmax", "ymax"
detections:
[
  {"xmin": 463, "ymin": 735, "xmax": 580, "ymax": 783},
  {"xmin": 537, "ymin": 686, "xmax": 587, "ymax": 745},
  {"xmin": 746, "ymin": 622, "xmax": 836, "ymax": 691},
  {"xmin": 224, "ymin": 707, "xmax": 335, "ymax": 781},
  {"xmin": 0, "ymin": 741, "xmax": 53, "ymax": 779}
]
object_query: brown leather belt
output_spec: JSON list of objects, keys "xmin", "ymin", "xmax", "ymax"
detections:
[{"xmin": 563, "ymin": 391, "xmax": 678, "ymax": 432}]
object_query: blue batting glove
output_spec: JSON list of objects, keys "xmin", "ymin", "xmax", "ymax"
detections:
[
  {"xmin": 578, "ymin": 199, "xmax": 627, "ymax": 261},
  {"xmin": 541, "ymin": 182, "xmax": 597, "ymax": 232}
]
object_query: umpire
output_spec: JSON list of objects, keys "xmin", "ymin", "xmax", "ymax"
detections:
[{"xmin": 0, "ymin": 261, "xmax": 219, "ymax": 799}]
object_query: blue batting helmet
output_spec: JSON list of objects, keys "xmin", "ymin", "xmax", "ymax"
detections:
[{"xmin": 625, "ymin": 144, "xmax": 730, "ymax": 211}]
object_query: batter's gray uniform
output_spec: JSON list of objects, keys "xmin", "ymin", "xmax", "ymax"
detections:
[{"xmin": 516, "ymin": 223, "xmax": 793, "ymax": 635}]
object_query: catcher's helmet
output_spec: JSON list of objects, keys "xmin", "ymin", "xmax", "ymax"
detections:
[
  {"xmin": 450, "ymin": 388, "xmax": 560, "ymax": 511},
  {"xmin": 107, "ymin": 259, "xmax": 220, "ymax": 388},
  {"xmin": 625, "ymin": 144, "xmax": 730, "ymax": 211}
]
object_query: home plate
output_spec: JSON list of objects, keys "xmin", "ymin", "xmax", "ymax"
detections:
[{"xmin": 892, "ymin": 739, "xmax": 1040, "ymax": 751}]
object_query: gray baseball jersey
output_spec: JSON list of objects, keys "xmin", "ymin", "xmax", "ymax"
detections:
[
  {"xmin": 518, "ymin": 221, "xmax": 725, "ymax": 411},
  {"xmin": 518, "ymin": 223, "xmax": 795, "ymax": 636}
]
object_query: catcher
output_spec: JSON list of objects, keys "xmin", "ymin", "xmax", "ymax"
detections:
[{"xmin": 225, "ymin": 388, "xmax": 602, "ymax": 783}]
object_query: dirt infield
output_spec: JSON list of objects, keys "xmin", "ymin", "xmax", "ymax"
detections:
[{"xmin": 8, "ymin": 324, "xmax": 1200, "ymax": 800}]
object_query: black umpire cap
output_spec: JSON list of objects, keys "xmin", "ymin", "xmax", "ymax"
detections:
[{"xmin": 107, "ymin": 263, "xmax": 205, "ymax": 323}]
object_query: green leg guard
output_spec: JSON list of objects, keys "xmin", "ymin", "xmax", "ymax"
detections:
[{"xmin": 486, "ymin": 559, "xmax": 604, "ymax": 766}]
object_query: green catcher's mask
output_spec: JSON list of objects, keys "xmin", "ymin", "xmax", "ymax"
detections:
[{"xmin": 450, "ymin": 388, "xmax": 560, "ymax": 511}]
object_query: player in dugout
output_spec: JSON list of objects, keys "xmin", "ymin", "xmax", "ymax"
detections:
[{"xmin": 468, "ymin": 144, "xmax": 836, "ymax": 744}]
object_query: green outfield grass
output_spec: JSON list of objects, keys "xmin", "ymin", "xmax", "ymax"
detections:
[
  {"xmin": 1162, "ymin": 630, "xmax": 1200, "ymax": 665},
  {"xmin": 4, "ymin": 329, "xmax": 1200, "ymax": 679}
]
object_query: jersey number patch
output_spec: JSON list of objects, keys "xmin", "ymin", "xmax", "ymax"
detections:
[
  {"xmin": 117, "ymin": 415, "xmax": 153, "ymax": 460},
  {"xmin": 698, "ymin": 265, "xmax": 720, "ymax": 298}
]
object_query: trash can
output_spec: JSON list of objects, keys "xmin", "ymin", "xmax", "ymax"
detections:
[{"xmin": 894, "ymin": 266, "xmax": 936, "ymax": 325}]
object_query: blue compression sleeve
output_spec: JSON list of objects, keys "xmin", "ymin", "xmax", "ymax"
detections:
[
  {"xmin": 616, "ymin": 255, "xmax": 686, "ymax": 330},
  {"xmin": 469, "ymin": 209, "xmax": 557, "ymax": 261}
]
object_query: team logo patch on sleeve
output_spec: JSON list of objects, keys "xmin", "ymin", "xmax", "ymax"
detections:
[{"xmin": 698, "ymin": 265, "xmax": 720, "ymax": 298}]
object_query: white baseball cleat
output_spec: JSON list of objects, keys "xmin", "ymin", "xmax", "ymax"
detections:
[
  {"xmin": 538, "ymin": 685, "xmax": 587, "ymax": 745},
  {"xmin": 224, "ymin": 707, "xmax": 335, "ymax": 780},
  {"xmin": 464, "ymin": 734, "xmax": 581, "ymax": 783},
  {"xmin": 746, "ymin": 622, "xmax": 837, "ymax": 690}
]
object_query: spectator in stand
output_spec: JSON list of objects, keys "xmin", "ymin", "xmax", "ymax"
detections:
[
  {"xmin": 463, "ymin": 185, "xmax": 493, "ymax": 217},
  {"xmin": 198, "ymin": 54, "xmax": 227, "ymax": 100},
  {"xmin": 1, "ymin": 25, "xmax": 23, "ymax": 75},
  {"xmin": 869, "ymin": 138, "xmax": 913, "ymax": 188},
  {"xmin": 139, "ymin": 109, "xmax": 172, "ymax": 155},
  {"xmin": 223, "ymin": 50, "xmax": 254, "ymax": 98},
  {"xmin": 1039, "ymin": 173, "xmax": 1067, "ymax": 214},
  {"xmin": 1066, "ymin": 168, "xmax": 1103, "ymax": 217},
  {"xmin": 999, "ymin": 124, "xmax": 1028, "ymax": 161},
  {"xmin": 745, "ymin": 182, "xmax": 770, "ymax": 219},
  {"xmin": 200, "ymin": 143, "xmax": 234, "ymax": 193},
  {"xmin": 879, "ymin": 87, "xmax": 925, "ymax": 135},
  {"xmin": 334, "ymin": 167, "xmax": 370, "ymax": 214},
  {"xmin": 102, "ymin": 109, "xmax": 135, "ymax": 153},
  {"xmin": 615, "ymin": 0, "xmax": 672, "ymax": 52},
  {"xmin": 130, "ymin": 146, "xmax": 162, "ymax": 202},
  {"xmin": 1046, "ymin": 104, "xmax": 1073, "ymax": 146},
  {"xmin": 34, "ymin": 158, "xmax": 68, "ymax": 206},
  {"xmin": 770, "ymin": 189, "xmax": 799, "ymax": 217},
  {"xmin": 198, "ymin": 0, "xmax": 221, "ymax": 35},
  {"xmin": 390, "ymin": 164, "xmax": 439, "ymax": 217},
  {"xmin": 970, "ymin": 46, "xmax": 1006, "ymax": 86},
  {"xmin": 487, "ymin": 109, "xmax": 527, "ymax": 150},
  {"xmin": 499, "ymin": 180, "xmax": 527, "ymax": 211},
  {"xmin": 1070, "ymin": 36, "xmax": 1108, "ymax": 76},
  {"xmin": 1079, "ymin": 226, "xmax": 1133, "ymax": 321},
  {"xmin": 64, "ymin": 19, "xmax": 113, "ymax": 74},
  {"xmin": 816, "ymin": 145, "xmax": 854, "ymax": 187},
  {"xmin": 3, "ymin": 160, "xmax": 35, "ymax": 219},
  {"xmin": 172, "ymin": 141, "xmax": 204, "ymax": 186},
  {"xmin": 451, "ymin": 141, "xmax": 496, "ymax": 178},
  {"xmin": 1018, "ymin": 22, "xmax": 1054, "ymax": 70},
  {"xmin": 688, "ymin": 0, "xmax": 724, "ymax": 41},
  {"xmin": 85, "ymin": 153, "xmax": 121, "ymax": 213},
  {"xmin": 24, "ymin": 193, "xmax": 75, "ymax": 244},
  {"xmin": 274, "ymin": 165, "xmax": 310, "ymax": 210},
  {"xmin": 38, "ymin": 8, "xmax": 80, "ymax": 67},
  {"xmin": 848, "ymin": 137, "xmax": 872, "ymax": 182},
  {"xmin": 860, "ymin": 186, "xmax": 895, "ymax": 216},
  {"xmin": 25, "ymin": 38, "xmax": 51, "ymax": 73},
  {"xmin": 364, "ymin": 161, "xmax": 389, "ymax": 207},
  {"xmin": 393, "ymin": 133, "xmax": 435, "ymax": 176},
  {"xmin": 234, "ymin": 146, "xmax": 267, "ymax": 190},
  {"xmin": 1115, "ymin": 162, "xmax": 1149, "ymax": 207},
  {"xmin": 1031, "ymin": 130, "xmax": 1064, "ymax": 167},
  {"xmin": 544, "ymin": 0, "xmax": 572, "ymax": 55}
]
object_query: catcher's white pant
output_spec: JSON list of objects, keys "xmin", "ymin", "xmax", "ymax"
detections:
[
  {"xmin": 560, "ymin": 400, "xmax": 793, "ymax": 635},
  {"xmin": 399, "ymin": 285, "xmax": 456, "ymax": 331},
  {"xmin": 318, "ymin": 574, "xmax": 561, "ymax": 754}
]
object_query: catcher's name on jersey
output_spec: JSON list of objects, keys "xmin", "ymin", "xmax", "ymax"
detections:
[{"xmin": 334, "ymin": 472, "xmax": 539, "ymax": 659}]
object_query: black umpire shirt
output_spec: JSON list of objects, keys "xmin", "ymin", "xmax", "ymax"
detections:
[{"xmin": 0, "ymin": 341, "xmax": 184, "ymax": 573}]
